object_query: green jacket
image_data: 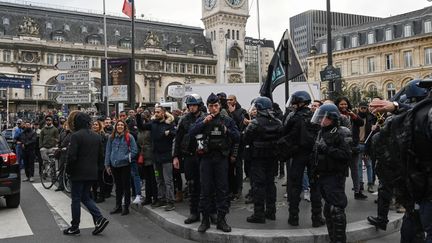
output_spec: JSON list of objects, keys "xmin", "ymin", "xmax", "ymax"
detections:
[{"xmin": 39, "ymin": 125, "xmax": 59, "ymax": 149}]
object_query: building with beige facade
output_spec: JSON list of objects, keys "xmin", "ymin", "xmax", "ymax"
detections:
[
  {"xmin": 307, "ymin": 6, "xmax": 432, "ymax": 100},
  {"xmin": 0, "ymin": 0, "xmax": 264, "ymax": 112}
]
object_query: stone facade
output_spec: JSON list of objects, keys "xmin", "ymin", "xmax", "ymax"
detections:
[
  {"xmin": 202, "ymin": 0, "xmax": 249, "ymax": 84},
  {"xmin": 307, "ymin": 6, "xmax": 432, "ymax": 100},
  {"xmin": 0, "ymin": 2, "xmax": 217, "ymax": 111}
]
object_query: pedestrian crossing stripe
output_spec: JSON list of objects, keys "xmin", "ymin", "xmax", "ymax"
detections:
[
  {"xmin": 0, "ymin": 206, "xmax": 33, "ymax": 239},
  {"xmin": 32, "ymin": 183, "xmax": 95, "ymax": 229}
]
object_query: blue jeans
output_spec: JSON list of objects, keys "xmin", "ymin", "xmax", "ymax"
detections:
[
  {"xmin": 15, "ymin": 144, "xmax": 24, "ymax": 170},
  {"xmin": 130, "ymin": 162, "xmax": 142, "ymax": 196},
  {"xmin": 302, "ymin": 169, "xmax": 309, "ymax": 191},
  {"xmin": 71, "ymin": 181, "xmax": 102, "ymax": 228},
  {"xmin": 419, "ymin": 200, "xmax": 432, "ymax": 243},
  {"xmin": 358, "ymin": 144, "xmax": 373, "ymax": 185}
]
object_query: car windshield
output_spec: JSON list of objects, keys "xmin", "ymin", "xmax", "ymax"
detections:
[
  {"xmin": 1, "ymin": 130, "xmax": 13, "ymax": 139},
  {"xmin": 0, "ymin": 136, "xmax": 11, "ymax": 154}
]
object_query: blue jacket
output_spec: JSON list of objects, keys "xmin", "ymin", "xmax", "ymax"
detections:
[{"xmin": 104, "ymin": 132, "xmax": 138, "ymax": 168}]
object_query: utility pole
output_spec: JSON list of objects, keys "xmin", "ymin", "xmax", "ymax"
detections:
[
  {"xmin": 257, "ymin": 0, "xmax": 262, "ymax": 85},
  {"xmin": 103, "ymin": 0, "xmax": 109, "ymax": 116}
]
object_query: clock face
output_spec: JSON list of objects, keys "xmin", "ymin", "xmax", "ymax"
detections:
[
  {"xmin": 204, "ymin": 0, "xmax": 216, "ymax": 10},
  {"xmin": 226, "ymin": 0, "xmax": 244, "ymax": 7}
]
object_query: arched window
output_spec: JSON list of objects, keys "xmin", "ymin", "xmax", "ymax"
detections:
[
  {"xmin": 227, "ymin": 29, "xmax": 230, "ymax": 39},
  {"xmin": 386, "ymin": 82, "xmax": 396, "ymax": 99},
  {"xmin": 236, "ymin": 30, "xmax": 239, "ymax": 40},
  {"xmin": 232, "ymin": 30, "xmax": 235, "ymax": 40}
]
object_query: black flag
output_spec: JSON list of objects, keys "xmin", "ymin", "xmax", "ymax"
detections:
[{"xmin": 260, "ymin": 30, "xmax": 304, "ymax": 100}]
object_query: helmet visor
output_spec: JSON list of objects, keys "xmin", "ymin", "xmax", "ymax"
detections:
[
  {"xmin": 285, "ymin": 96, "xmax": 294, "ymax": 108},
  {"xmin": 311, "ymin": 108, "xmax": 333, "ymax": 125}
]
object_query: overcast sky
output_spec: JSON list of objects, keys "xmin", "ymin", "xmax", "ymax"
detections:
[{"xmin": 32, "ymin": 0, "xmax": 432, "ymax": 43}]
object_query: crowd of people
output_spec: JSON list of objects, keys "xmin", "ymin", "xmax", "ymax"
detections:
[{"xmin": 3, "ymin": 79, "xmax": 432, "ymax": 242}]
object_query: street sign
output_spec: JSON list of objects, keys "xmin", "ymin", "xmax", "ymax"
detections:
[
  {"xmin": 320, "ymin": 66, "xmax": 341, "ymax": 81},
  {"xmin": 56, "ymin": 94, "xmax": 90, "ymax": 104},
  {"xmin": 167, "ymin": 85, "xmax": 185, "ymax": 98},
  {"xmin": 0, "ymin": 77, "xmax": 31, "ymax": 89},
  {"xmin": 64, "ymin": 85, "xmax": 89, "ymax": 92},
  {"xmin": 56, "ymin": 71, "xmax": 90, "ymax": 83},
  {"xmin": 55, "ymin": 60, "xmax": 90, "ymax": 71}
]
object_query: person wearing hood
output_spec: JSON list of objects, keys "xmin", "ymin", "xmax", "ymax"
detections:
[
  {"xmin": 243, "ymin": 97, "xmax": 282, "ymax": 224},
  {"xmin": 227, "ymin": 95, "xmax": 249, "ymax": 200},
  {"xmin": 19, "ymin": 121, "xmax": 37, "ymax": 182},
  {"xmin": 141, "ymin": 106, "xmax": 177, "ymax": 211},
  {"xmin": 65, "ymin": 112, "xmax": 109, "ymax": 236}
]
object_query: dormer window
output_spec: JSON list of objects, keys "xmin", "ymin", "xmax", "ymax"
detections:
[
  {"xmin": 321, "ymin": 43, "xmax": 327, "ymax": 53},
  {"xmin": 46, "ymin": 22, "xmax": 52, "ymax": 30},
  {"xmin": 64, "ymin": 24, "xmax": 70, "ymax": 32},
  {"xmin": 98, "ymin": 28, "xmax": 104, "ymax": 35},
  {"xmin": 425, "ymin": 20, "xmax": 432, "ymax": 33},
  {"xmin": 367, "ymin": 32, "xmax": 375, "ymax": 44},
  {"xmin": 81, "ymin": 26, "xmax": 88, "ymax": 34},
  {"xmin": 335, "ymin": 39, "xmax": 342, "ymax": 51},
  {"xmin": 190, "ymin": 37, "xmax": 195, "ymax": 45},
  {"xmin": 176, "ymin": 36, "xmax": 182, "ymax": 43},
  {"xmin": 114, "ymin": 30, "xmax": 120, "ymax": 37},
  {"xmin": 168, "ymin": 42, "xmax": 181, "ymax": 53},
  {"xmin": 385, "ymin": 28, "xmax": 393, "ymax": 41},
  {"xmin": 119, "ymin": 38, "xmax": 131, "ymax": 48},
  {"xmin": 3, "ymin": 18, "xmax": 10, "ymax": 26},
  {"xmin": 162, "ymin": 34, "xmax": 168, "ymax": 41},
  {"xmin": 404, "ymin": 24, "xmax": 412, "ymax": 37},
  {"xmin": 195, "ymin": 45, "xmax": 206, "ymax": 55},
  {"xmin": 351, "ymin": 35, "xmax": 359, "ymax": 48},
  {"xmin": 87, "ymin": 35, "xmax": 101, "ymax": 45},
  {"xmin": 170, "ymin": 46, "xmax": 179, "ymax": 52},
  {"xmin": 53, "ymin": 35, "xmax": 65, "ymax": 42}
]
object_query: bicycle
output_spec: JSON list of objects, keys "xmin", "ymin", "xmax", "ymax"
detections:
[{"xmin": 40, "ymin": 148, "xmax": 71, "ymax": 193}]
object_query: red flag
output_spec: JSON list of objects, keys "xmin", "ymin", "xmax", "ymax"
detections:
[{"xmin": 122, "ymin": 0, "xmax": 134, "ymax": 18}]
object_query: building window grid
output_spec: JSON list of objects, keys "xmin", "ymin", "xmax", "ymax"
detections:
[
  {"xmin": 367, "ymin": 32, "xmax": 375, "ymax": 44},
  {"xmin": 193, "ymin": 65, "xmax": 199, "ymax": 74},
  {"xmin": 425, "ymin": 48, "xmax": 432, "ymax": 65},
  {"xmin": 180, "ymin": 64, "xmax": 186, "ymax": 73},
  {"xmin": 367, "ymin": 57, "xmax": 376, "ymax": 73},
  {"xmin": 165, "ymin": 62, "xmax": 172, "ymax": 73},
  {"xmin": 173, "ymin": 63, "xmax": 179, "ymax": 73},
  {"xmin": 200, "ymin": 65, "xmax": 205, "ymax": 75},
  {"xmin": 385, "ymin": 54, "xmax": 394, "ymax": 70},
  {"xmin": 404, "ymin": 25, "xmax": 412, "ymax": 37},
  {"xmin": 386, "ymin": 83, "xmax": 396, "ymax": 99},
  {"xmin": 425, "ymin": 20, "xmax": 432, "ymax": 33},
  {"xmin": 385, "ymin": 29, "xmax": 393, "ymax": 41},
  {"xmin": 47, "ymin": 53, "xmax": 54, "ymax": 65},
  {"xmin": 2, "ymin": 50, "xmax": 11, "ymax": 62},
  {"xmin": 404, "ymin": 51, "xmax": 413, "ymax": 68},
  {"xmin": 351, "ymin": 36, "xmax": 359, "ymax": 48},
  {"xmin": 351, "ymin": 59, "xmax": 359, "ymax": 75},
  {"xmin": 149, "ymin": 81, "xmax": 156, "ymax": 102}
]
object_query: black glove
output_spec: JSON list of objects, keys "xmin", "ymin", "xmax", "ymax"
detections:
[{"xmin": 317, "ymin": 139, "xmax": 327, "ymax": 153}]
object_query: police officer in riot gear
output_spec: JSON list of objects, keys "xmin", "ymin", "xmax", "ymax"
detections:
[
  {"xmin": 311, "ymin": 104, "xmax": 352, "ymax": 243},
  {"xmin": 173, "ymin": 94, "xmax": 206, "ymax": 224},
  {"xmin": 279, "ymin": 91, "xmax": 325, "ymax": 227},
  {"xmin": 367, "ymin": 80, "xmax": 429, "ymax": 233},
  {"xmin": 243, "ymin": 97, "xmax": 282, "ymax": 224},
  {"xmin": 369, "ymin": 79, "xmax": 431, "ymax": 242},
  {"xmin": 189, "ymin": 93, "xmax": 240, "ymax": 233}
]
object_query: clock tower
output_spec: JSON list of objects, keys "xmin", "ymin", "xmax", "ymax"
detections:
[{"xmin": 202, "ymin": 0, "xmax": 249, "ymax": 84}]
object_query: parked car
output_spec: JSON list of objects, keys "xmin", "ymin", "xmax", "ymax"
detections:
[
  {"xmin": 0, "ymin": 134, "xmax": 20, "ymax": 208},
  {"xmin": 1, "ymin": 129, "xmax": 14, "ymax": 151}
]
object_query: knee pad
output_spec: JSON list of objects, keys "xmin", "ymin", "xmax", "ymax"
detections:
[{"xmin": 331, "ymin": 206, "xmax": 346, "ymax": 224}]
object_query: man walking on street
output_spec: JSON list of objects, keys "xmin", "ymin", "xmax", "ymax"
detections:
[
  {"xmin": 64, "ymin": 112, "xmax": 109, "ymax": 236},
  {"xmin": 39, "ymin": 116, "xmax": 59, "ymax": 167}
]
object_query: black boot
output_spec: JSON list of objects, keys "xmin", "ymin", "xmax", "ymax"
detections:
[
  {"xmin": 288, "ymin": 213, "xmax": 299, "ymax": 226},
  {"xmin": 332, "ymin": 207, "xmax": 347, "ymax": 243},
  {"xmin": 209, "ymin": 213, "xmax": 218, "ymax": 225},
  {"xmin": 110, "ymin": 206, "xmax": 122, "ymax": 214},
  {"xmin": 216, "ymin": 214, "xmax": 231, "ymax": 232},
  {"xmin": 367, "ymin": 216, "xmax": 388, "ymax": 230},
  {"xmin": 184, "ymin": 213, "xmax": 200, "ymax": 224},
  {"xmin": 312, "ymin": 215, "xmax": 326, "ymax": 228},
  {"xmin": 265, "ymin": 211, "xmax": 276, "ymax": 221},
  {"xmin": 121, "ymin": 206, "xmax": 129, "ymax": 216},
  {"xmin": 247, "ymin": 214, "xmax": 266, "ymax": 224},
  {"xmin": 198, "ymin": 215, "xmax": 210, "ymax": 233}
]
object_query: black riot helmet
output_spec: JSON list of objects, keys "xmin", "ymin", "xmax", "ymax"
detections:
[
  {"xmin": 185, "ymin": 94, "xmax": 203, "ymax": 106},
  {"xmin": 253, "ymin": 96, "xmax": 273, "ymax": 111},
  {"xmin": 311, "ymin": 104, "xmax": 341, "ymax": 125},
  {"xmin": 391, "ymin": 79, "xmax": 429, "ymax": 104},
  {"xmin": 286, "ymin": 91, "xmax": 312, "ymax": 108}
]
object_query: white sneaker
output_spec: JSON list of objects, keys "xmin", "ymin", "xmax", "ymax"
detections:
[
  {"xmin": 132, "ymin": 196, "xmax": 142, "ymax": 204},
  {"xmin": 303, "ymin": 190, "xmax": 311, "ymax": 202},
  {"xmin": 29, "ymin": 177, "xmax": 34, "ymax": 182}
]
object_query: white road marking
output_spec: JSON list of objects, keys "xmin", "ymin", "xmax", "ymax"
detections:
[
  {"xmin": 32, "ymin": 183, "xmax": 95, "ymax": 229},
  {"xmin": 0, "ymin": 206, "xmax": 33, "ymax": 239}
]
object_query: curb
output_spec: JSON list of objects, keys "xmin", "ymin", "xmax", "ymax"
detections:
[{"xmin": 131, "ymin": 204, "xmax": 403, "ymax": 243}]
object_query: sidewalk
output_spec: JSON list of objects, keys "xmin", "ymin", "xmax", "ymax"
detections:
[{"xmin": 132, "ymin": 176, "xmax": 404, "ymax": 243}]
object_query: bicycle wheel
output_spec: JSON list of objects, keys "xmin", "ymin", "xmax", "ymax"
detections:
[
  {"xmin": 40, "ymin": 161, "xmax": 56, "ymax": 189},
  {"xmin": 62, "ymin": 170, "xmax": 72, "ymax": 193}
]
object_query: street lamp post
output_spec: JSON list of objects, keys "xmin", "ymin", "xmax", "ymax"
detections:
[{"xmin": 326, "ymin": 0, "xmax": 335, "ymax": 99}]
